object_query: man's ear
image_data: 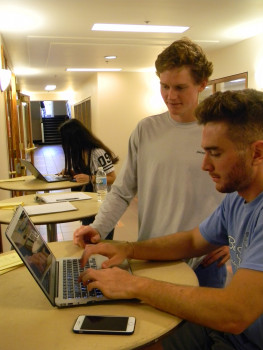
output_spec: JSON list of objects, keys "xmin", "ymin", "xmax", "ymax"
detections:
[
  {"xmin": 198, "ymin": 80, "xmax": 208, "ymax": 93},
  {"xmin": 251, "ymin": 141, "xmax": 263, "ymax": 165}
]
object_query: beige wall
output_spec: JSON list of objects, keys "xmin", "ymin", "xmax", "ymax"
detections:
[
  {"xmin": 72, "ymin": 73, "xmax": 99, "ymax": 131},
  {"xmin": 209, "ymin": 32, "xmax": 263, "ymax": 90},
  {"xmin": 85, "ymin": 71, "xmax": 166, "ymax": 172}
]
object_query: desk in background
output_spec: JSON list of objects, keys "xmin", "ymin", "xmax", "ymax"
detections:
[
  {"xmin": 0, "ymin": 175, "xmax": 89, "ymax": 193},
  {"xmin": 0, "ymin": 240, "xmax": 199, "ymax": 350},
  {"xmin": 0, "ymin": 192, "xmax": 99, "ymax": 243}
]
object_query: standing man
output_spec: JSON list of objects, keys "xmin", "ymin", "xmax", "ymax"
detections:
[
  {"xmin": 74, "ymin": 38, "xmax": 228, "ymax": 287},
  {"xmin": 79, "ymin": 89, "xmax": 263, "ymax": 350}
]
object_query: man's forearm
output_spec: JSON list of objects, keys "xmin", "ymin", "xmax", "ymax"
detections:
[
  {"xmin": 131, "ymin": 275, "xmax": 252, "ymax": 334},
  {"xmin": 129, "ymin": 228, "xmax": 211, "ymax": 262}
]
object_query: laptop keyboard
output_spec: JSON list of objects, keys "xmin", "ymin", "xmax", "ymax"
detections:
[{"xmin": 62, "ymin": 258, "xmax": 104, "ymax": 299}]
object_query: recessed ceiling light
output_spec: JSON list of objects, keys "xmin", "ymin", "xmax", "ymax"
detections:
[
  {"xmin": 45, "ymin": 85, "xmax": 56, "ymax": 91},
  {"xmin": 104, "ymin": 56, "xmax": 117, "ymax": 60},
  {"xmin": 92, "ymin": 23, "xmax": 189, "ymax": 33},
  {"xmin": 66, "ymin": 68, "xmax": 122, "ymax": 72}
]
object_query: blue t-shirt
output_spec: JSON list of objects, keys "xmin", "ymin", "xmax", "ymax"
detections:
[{"xmin": 200, "ymin": 191, "xmax": 263, "ymax": 350}]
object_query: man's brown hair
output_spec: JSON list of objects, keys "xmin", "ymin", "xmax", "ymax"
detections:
[
  {"xmin": 155, "ymin": 37, "xmax": 213, "ymax": 84},
  {"xmin": 195, "ymin": 89, "xmax": 263, "ymax": 147}
]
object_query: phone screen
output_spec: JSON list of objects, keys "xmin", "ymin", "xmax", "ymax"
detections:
[
  {"xmin": 73, "ymin": 315, "xmax": 136, "ymax": 334},
  {"xmin": 81, "ymin": 316, "xmax": 129, "ymax": 331}
]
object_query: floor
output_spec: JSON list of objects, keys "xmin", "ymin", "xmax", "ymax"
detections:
[{"xmin": 33, "ymin": 144, "xmax": 138, "ymax": 242}]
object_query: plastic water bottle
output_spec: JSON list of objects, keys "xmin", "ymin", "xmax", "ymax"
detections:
[{"xmin": 96, "ymin": 167, "xmax": 107, "ymax": 202}]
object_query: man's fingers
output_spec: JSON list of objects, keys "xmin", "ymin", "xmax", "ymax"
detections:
[
  {"xmin": 80, "ymin": 243, "xmax": 104, "ymax": 266},
  {"xmin": 73, "ymin": 226, "xmax": 100, "ymax": 246},
  {"xmin": 217, "ymin": 255, "xmax": 229, "ymax": 267},
  {"xmin": 90, "ymin": 234, "xmax": 101, "ymax": 244},
  {"xmin": 101, "ymin": 256, "xmax": 121, "ymax": 269}
]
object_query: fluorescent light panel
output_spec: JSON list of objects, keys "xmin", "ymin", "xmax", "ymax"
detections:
[
  {"xmin": 92, "ymin": 23, "xmax": 189, "ymax": 33},
  {"xmin": 67, "ymin": 68, "xmax": 122, "ymax": 72},
  {"xmin": 45, "ymin": 85, "xmax": 56, "ymax": 91}
]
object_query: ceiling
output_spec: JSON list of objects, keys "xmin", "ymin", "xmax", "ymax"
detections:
[{"xmin": 0, "ymin": 0, "xmax": 263, "ymax": 94}]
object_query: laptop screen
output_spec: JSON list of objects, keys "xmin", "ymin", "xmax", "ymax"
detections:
[
  {"xmin": 5, "ymin": 206, "xmax": 57, "ymax": 305},
  {"xmin": 20, "ymin": 159, "xmax": 43, "ymax": 179}
]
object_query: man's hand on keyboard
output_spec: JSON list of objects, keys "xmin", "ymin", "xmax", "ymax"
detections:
[
  {"xmin": 80, "ymin": 241, "xmax": 133, "ymax": 269},
  {"xmin": 78, "ymin": 266, "xmax": 137, "ymax": 300}
]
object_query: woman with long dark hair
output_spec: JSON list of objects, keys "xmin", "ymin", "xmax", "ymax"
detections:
[
  {"xmin": 59, "ymin": 119, "xmax": 118, "ymax": 185},
  {"xmin": 59, "ymin": 119, "xmax": 119, "ymax": 239}
]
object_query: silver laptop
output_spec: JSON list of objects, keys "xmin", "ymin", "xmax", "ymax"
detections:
[
  {"xmin": 5, "ymin": 206, "xmax": 132, "ymax": 308},
  {"xmin": 20, "ymin": 159, "xmax": 71, "ymax": 183}
]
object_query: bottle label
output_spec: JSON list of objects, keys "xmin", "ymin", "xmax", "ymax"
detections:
[{"xmin": 96, "ymin": 177, "xmax": 107, "ymax": 185}]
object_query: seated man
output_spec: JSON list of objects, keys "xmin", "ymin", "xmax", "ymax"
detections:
[{"xmin": 78, "ymin": 89, "xmax": 263, "ymax": 350}]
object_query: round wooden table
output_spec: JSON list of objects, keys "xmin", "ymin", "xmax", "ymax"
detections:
[
  {"xmin": 0, "ymin": 192, "xmax": 100, "ymax": 242},
  {"xmin": 0, "ymin": 175, "xmax": 89, "ymax": 192},
  {"xmin": 0, "ymin": 240, "xmax": 199, "ymax": 350}
]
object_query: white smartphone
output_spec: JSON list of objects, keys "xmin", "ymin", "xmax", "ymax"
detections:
[{"xmin": 73, "ymin": 315, "xmax": 136, "ymax": 335}]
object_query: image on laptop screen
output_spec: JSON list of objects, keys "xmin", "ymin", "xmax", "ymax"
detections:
[{"xmin": 8, "ymin": 209, "xmax": 56, "ymax": 303}]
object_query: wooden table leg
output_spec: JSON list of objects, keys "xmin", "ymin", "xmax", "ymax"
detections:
[{"xmin": 46, "ymin": 223, "xmax": 57, "ymax": 242}]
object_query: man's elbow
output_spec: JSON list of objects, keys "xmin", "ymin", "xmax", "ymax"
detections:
[
  {"xmin": 227, "ymin": 322, "xmax": 247, "ymax": 335},
  {"xmin": 224, "ymin": 314, "xmax": 257, "ymax": 335}
]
